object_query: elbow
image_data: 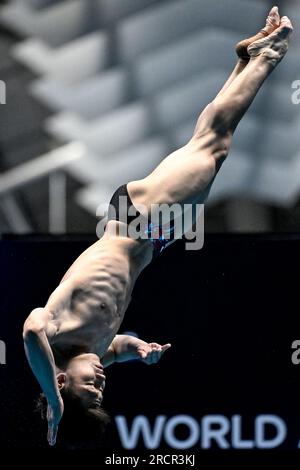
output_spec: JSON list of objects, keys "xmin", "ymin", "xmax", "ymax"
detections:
[
  {"xmin": 23, "ymin": 325, "xmax": 38, "ymax": 342},
  {"xmin": 23, "ymin": 307, "xmax": 46, "ymax": 341}
]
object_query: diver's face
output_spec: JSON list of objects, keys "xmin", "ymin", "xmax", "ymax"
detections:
[{"xmin": 65, "ymin": 355, "xmax": 106, "ymax": 408}]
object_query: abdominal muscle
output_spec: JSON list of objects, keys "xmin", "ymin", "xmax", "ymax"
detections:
[{"xmin": 48, "ymin": 225, "xmax": 153, "ymax": 356}]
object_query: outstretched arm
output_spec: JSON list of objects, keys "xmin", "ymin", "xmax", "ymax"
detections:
[
  {"xmin": 102, "ymin": 335, "xmax": 171, "ymax": 367},
  {"xmin": 23, "ymin": 308, "xmax": 63, "ymax": 445}
]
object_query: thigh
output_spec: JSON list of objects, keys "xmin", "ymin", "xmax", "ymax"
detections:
[{"xmin": 127, "ymin": 141, "xmax": 216, "ymax": 213}]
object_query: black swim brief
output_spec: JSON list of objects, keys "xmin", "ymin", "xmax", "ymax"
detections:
[{"xmin": 107, "ymin": 184, "xmax": 175, "ymax": 257}]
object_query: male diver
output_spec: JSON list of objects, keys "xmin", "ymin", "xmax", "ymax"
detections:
[{"xmin": 23, "ymin": 7, "xmax": 293, "ymax": 446}]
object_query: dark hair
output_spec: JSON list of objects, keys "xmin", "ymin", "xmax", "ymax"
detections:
[{"xmin": 36, "ymin": 387, "xmax": 111, "ymax": 448}]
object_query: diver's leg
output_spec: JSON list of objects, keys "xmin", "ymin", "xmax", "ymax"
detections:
[
  {"xmin": 197, "ymin": 15, "xmax": 293, "ymax": 136},
  {"xmin": 235, "ymin": 5, "xmax": 280, "ymax": 60},
  {"xmin": 216, "ymin": 5, "xmax": 281, "ymax": 98},
  {"xmin": 127, "ymin": 16, "xmax": 293, "ymax": 216}
]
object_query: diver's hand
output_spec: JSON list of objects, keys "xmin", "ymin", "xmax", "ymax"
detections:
[
  {"xmin": 47, "ymin": 395, "xmax": 64, "ymax": 446},
  {"xmin": 137, "ymin": 342, "xmax": 171, "ymax": 365}
]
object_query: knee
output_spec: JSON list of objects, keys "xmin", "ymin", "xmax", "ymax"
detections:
[
  {"xmin": 212, "ymin": 132, "xmax": 232, "ymax": 164},
  {"xmin": 194, "ymin": 100, "xmax": 238, "ymax": 137},
  {"xmin": 191, "ymin": 110, "xmax": 232, "ymax": 165}
]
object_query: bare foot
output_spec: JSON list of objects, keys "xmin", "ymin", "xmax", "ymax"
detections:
[
  {"xmin": 247, "ymin": 16, "xmax": 293, "ymax": 66},
  {"xmin": 236, "ymin": 6, "xmax": 281, "ymax": 60}
]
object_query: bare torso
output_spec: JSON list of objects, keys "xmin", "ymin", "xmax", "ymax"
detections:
[
  {"xmin": 45, "ymin": 221, "xmax": 153, "ymax": 358},
  {"xmin": 43, "ymin": 142, "xmax": 217, "ymax": 362},
  {"xmin": 42, "ymin": 117, "xmax": 228, "ymax": 362}
]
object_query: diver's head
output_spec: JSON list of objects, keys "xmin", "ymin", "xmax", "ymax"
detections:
[{"xmin": 36, "ymin": 353, "xmax": 109, "ymax": 448}]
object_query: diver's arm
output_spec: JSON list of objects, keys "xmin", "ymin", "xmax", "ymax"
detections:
[
  {"xmin": 102, "ymin": 335, "xmax": 171, "ymax": 366},
  {"xmin": 23, "ymin": 308, "xmax": 59, "ymax": 402},
  {"xmin": 23, "ymin": 282, "xmax": 72, "ymax": 401},
  {"xmin": 23, "ymin": 308, "xmax": 63, "ymax": 445}
]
